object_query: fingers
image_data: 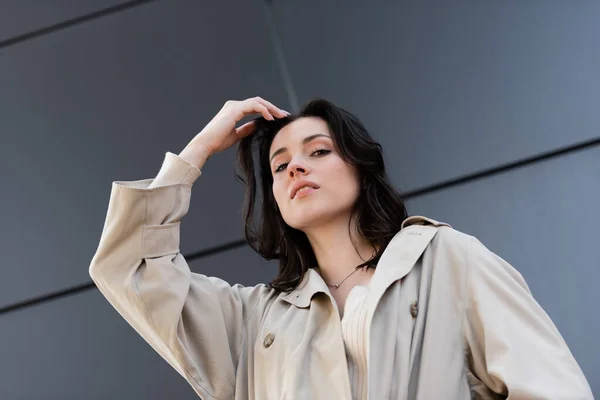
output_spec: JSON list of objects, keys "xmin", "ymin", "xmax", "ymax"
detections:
[
  {"xmin": 235, "ymin": 120, "xmax": 256, "ymax": 137},
  {"xmin": 224, "ymin": 97, "xmax": 290, "ymax": 127},
  {"xmin": 235, "ymin": 96, "xmax": 291, "ymax": 138},
  {"xmin": 253, "ymin": 97, "xmax": 289, "ymax": 119},
  {"xmin": 237, "ymin": 98, "xmax": 272, "ymax": 121},
  {"xmin": 240, "ymin": 97, "xmax": 289, "ymax": 121}
]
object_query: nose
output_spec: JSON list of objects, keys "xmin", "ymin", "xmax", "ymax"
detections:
[{"xmin": 287, "ymin": 158, "xmax": 310, "ymax": 177}]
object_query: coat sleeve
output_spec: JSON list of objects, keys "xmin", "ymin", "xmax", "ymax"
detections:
[
  {"xmin": 462, "ymin": 234, "xmax": 593, "ymax": 399},
  {"xmin": 89, "ymin": 152, "xmax": 272, "ymax": 400}
]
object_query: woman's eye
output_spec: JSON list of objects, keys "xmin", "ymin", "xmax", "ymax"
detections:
[
  {"xmin": 275, "ymin": 163, "xmax": 288, "ymax": 173},
  {"xmin": 273, "ymin": 149, "xmax": 330, "ymax": 174},
  {"xmin": 311, "ymin": 149, "xmax": 330, "ymax": 156}
]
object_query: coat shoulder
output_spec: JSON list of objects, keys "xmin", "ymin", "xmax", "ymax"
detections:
[
  {"xmin": 401, "ymin": 215, "xmax": 451, "ymax": 229},
  {"xmin": 401, "ymin": 215, "xmax": 474, "ymax": 250}
]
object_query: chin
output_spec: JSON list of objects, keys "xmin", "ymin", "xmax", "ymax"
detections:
[
  {"xmin": 282, "ymin": 207, "xmax": 319, "ymax": 228},
  {"xmin": 283, "ymin": 203, "xmax": 344, "ymax": 230}
]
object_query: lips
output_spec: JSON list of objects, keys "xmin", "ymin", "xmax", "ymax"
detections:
[{"xmin": 290, "ymin": 180, "xmax": 320, "ymax": 199}]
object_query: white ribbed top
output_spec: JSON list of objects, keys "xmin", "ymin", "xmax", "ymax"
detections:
[{"xmin": 341, "ymin": 284, "xmax": 370, "ymax": 400}]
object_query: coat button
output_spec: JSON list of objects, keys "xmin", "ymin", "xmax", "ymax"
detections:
[
  {"xmin": 410, "ymin": 300, "xmax": 419, "ymax": 318},
  {"xmin": 263, "ymin": 333, "xmax": 275, "ymax": 348}
]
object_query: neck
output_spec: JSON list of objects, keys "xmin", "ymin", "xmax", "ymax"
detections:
[{"xmin": 303, "ymin": 213, "xmax": 376, "ymax": 286}]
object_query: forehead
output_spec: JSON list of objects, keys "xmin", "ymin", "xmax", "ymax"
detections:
[{"xmin": 269, "ymin": 117, "xmax": 330, "ymax": 151}]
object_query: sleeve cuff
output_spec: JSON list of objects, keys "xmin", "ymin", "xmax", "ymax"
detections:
[{"xmin": 148, "ymin": 152, "xmax": 202, "ymax": 188}]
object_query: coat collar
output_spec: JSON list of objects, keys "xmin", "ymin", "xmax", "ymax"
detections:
[{"xmin": 280, "ymin": 216, "xmax": 451, "ymax": 308}]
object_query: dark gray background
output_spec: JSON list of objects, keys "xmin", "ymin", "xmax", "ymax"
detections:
[{"xmin": 1, "ymin": 1, "xmax": 598, "ymax": 398}]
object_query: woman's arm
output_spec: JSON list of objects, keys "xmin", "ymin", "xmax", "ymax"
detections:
[
  {"xmin": 462, "ymin": 234, "xmax": 593, "ymax": 399},
  {"xmin": 89, "ymin": 152, "xmax": 271, "ymax": 399}
]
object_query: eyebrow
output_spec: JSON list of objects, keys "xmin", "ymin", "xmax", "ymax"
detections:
[{"xmin": 270, "ymin": 133, "xmax": 332, "ymax": 163}]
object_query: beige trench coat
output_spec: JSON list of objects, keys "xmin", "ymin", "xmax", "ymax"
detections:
[{"xmin": 89, "ymin": 152, "xmax": 593, "ymax": 399}]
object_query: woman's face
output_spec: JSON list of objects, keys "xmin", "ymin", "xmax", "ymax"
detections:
[{"xmin": 269, "ymin": 116, "xmax": 361, "ymax": 230}]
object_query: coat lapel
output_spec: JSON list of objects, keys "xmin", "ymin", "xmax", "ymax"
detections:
[
  {"xmin": 280, "ymin": 268, "xmax": 330, "ymax": 308},
  {"xmin": 280, "ymin": 216, "xmax": 450, "ymax": 309},
  {"xmin": 364, "ymin": 221, "xmax": 444, "ymax": 317}
]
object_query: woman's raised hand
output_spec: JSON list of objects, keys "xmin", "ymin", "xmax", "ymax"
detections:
[{"xmin": 179, "ymin": 97, "xmax": 289, "ymax": 169}]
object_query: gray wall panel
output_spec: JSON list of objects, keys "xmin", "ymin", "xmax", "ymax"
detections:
[
  {"xmin": 272, "ymin": 1, "xmax": 600, "ymax": 191},
  {"xmin": 188, "ymin": 246, "xmax": 279, "ymax": 289},
  {"xmin": 0, "ymin": 290, "xmax": 199, "ymax": 400},
  {"xmin": 0, "ymin": 245, "xmax": 277, "ymax": 399},
  {"xmin": 0, "ymin": 0, "xmax": 128, "ymax": 42},
  {"xmin": 405, "ymin": 146, "xmax": 600, "ymax": 395},
  {"xmin": 0, "ymin": 0, "xmax": 289, "ymax": 308}
]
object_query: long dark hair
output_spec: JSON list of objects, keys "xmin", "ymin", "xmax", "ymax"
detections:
[{"xmin": 236, "ymin": 98, "xmax": 408, "ymax": 293}]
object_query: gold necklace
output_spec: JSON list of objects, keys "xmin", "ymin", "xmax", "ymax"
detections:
[{"xmin": 324, "ymin": 267, "xmax": 361, "ymax": 289}]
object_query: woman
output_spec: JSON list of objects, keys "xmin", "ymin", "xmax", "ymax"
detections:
[{"xmin": 89, "ymin": 97, "xmax": 593, "ymax": 399}]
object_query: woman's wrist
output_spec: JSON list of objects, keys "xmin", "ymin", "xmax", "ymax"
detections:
[{"xmin": 179, "ymin": 146, "xmax": 211, "ymax": 171}]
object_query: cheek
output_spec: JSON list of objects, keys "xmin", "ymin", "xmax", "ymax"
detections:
[
  {"xmin": 330, "ymin": 165, "xmax": 360, "ymax": 197},
  {"xmin": 272, "ymin": 180, "xmax": 287, "ymax": 207}
]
